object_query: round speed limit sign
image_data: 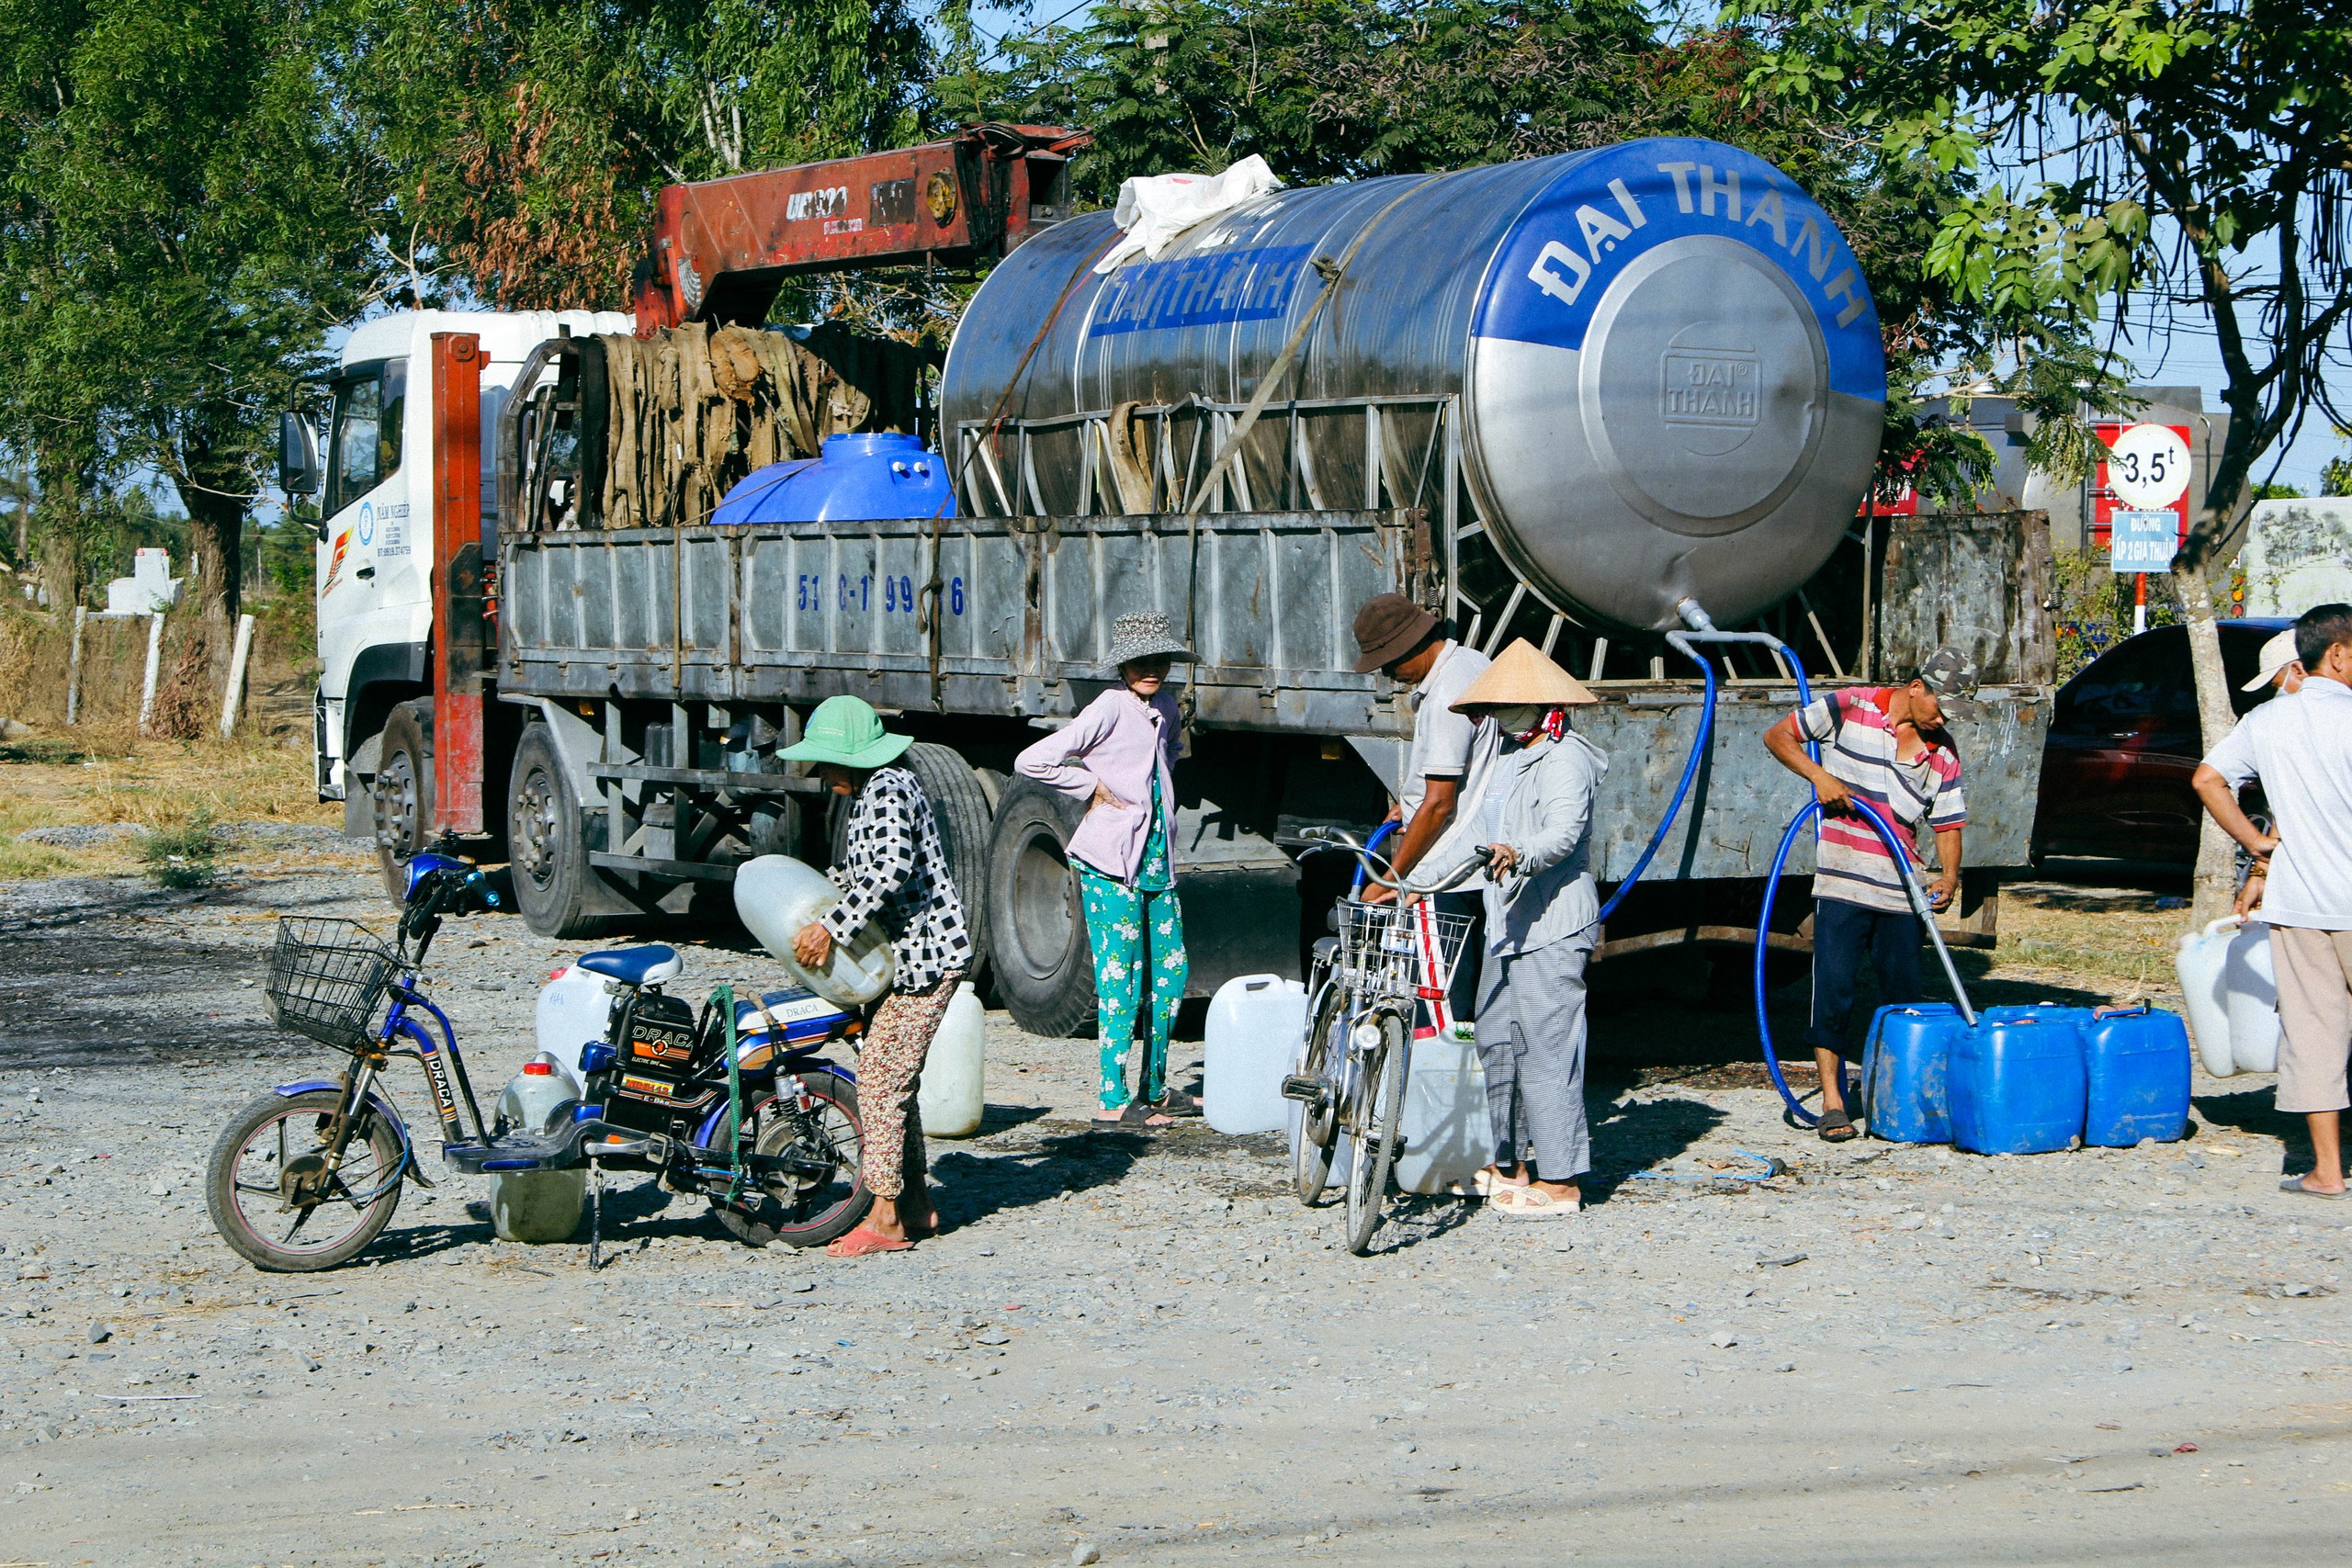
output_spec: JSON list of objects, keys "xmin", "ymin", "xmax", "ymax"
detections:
[{"xmin": 2107, "ymin": 423, "xmax": 2192, "ymax": 510}]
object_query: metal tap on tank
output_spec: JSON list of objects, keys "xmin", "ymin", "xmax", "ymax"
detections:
[{"xmin": 938, "ymin": 137, "xmax": 1886, "ymax": 634}]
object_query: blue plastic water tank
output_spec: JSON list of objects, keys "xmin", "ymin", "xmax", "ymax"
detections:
[
  {"xmin": 709, "ymin": 433, "xmax": 954, "ymax": 525},
  {"xmin": 2081, "ymin": 1004, "xmax": 2191, "ymax": 1146},
  {"xmin": 1950, "ymin": 1004, "xmax": 2089, "ymax": 1156},
  {"xmin": 1861, "ymin": 1003, "xmax": 1968, "ymax": 1144}
]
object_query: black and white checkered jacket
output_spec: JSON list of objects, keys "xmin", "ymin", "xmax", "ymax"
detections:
[{"xmin": 820, "ymin": 766, "xmax": 972, "ymax": 993}]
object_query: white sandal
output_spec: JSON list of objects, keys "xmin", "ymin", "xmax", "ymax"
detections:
[{"xmin": 1492, "ymin": 1184, "xmax": 1579, "ymax": 1219}]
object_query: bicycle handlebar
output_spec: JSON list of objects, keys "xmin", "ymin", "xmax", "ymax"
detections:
[{"xmin": 1283, "ymin": 824, "xmax": 1492, "ymax": 897}]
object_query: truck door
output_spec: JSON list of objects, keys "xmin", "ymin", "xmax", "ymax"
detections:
[{"xmin": 317, "ymin": 356, "xmax": 423, "ymax": 796}]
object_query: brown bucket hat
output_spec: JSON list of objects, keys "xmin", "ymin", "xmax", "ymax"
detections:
[{"xmin": 1352, "ymin": 592, "xmax": 1440, "ymax": 673}]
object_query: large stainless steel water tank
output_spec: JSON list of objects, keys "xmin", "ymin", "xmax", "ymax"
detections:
[{"xmin": 939, "ymin": 137, "xmax": 1885, "ymax": 632}]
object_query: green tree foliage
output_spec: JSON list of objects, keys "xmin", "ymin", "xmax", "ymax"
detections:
[
  {"xmin": 942, "ymin": 0, "xmax": 2118, "ymax": 504},
  {"xmin": 0, "ymin": 0, "xmax": 385, "ymax": 624},
  {"xmin": 344, "ymin": 0, "xmax": 933, "ymax": 310},
  {"xmin": 1726, "ymin": 0, "xmax": 2352, "ymax": 917}
]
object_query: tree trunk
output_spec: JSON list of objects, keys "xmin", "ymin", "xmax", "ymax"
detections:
[
  {"xmin": 174, "ymin": 425, "xmax": 246, "ymax": 639},
  {"xmin": 2173, "ymin": 558, "xmax": 2240, "ymax": 923}
]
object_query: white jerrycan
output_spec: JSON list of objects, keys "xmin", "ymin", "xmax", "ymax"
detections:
[
  {"xmin": 916, "ymin": 982, "xmax": 987, "ymax": 1138},
  {"xmin": 1205, "ymin": 975, "xmax": 1307, "ymax": 1134},
  {"xmin": 733, "ymin": 854, "xmax": 895, "ymax": 1009},
  {"xmin": 536, "ymin": 964, "xmax": 618, "ymax": 1077},
  {"xmin": 2176, "ymin": 919, "xmax": 2239, "ymax": 1077},
  {"xmin": 1394, "ymin": 1027, "xmax": 1493, "ymax": 1195},
  {"xmin": 488, "ymin": 1054, "xmax": 588, "ymax": 1243},
  {"xmin": 2222, "ymin": 920, "xmax": 2282, "ymax": 1073}
]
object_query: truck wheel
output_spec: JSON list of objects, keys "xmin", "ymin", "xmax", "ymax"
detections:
[
  {"xmin": 983, "ymin": 775, "xmax": 1097, "ymax": 1038},
  {"xmin": 900, "ymin": 742, "xmax": 995, "ymax": 988},
  {"xmin": 506, "ymin": 722, "xmax": 613, "ymax": 939},
  {"xmin": 372, "ymin": 702, "xmax": 433, "ymax": 901}
]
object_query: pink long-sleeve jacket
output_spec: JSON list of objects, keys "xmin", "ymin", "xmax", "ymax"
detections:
[{"xmin": 1013, "ymin": 687, "xmax": 1183, "ymax": 883}]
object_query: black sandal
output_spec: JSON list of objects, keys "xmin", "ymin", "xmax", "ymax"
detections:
[
  {"xmin": 1817, "ymin": 1108, "xmax": 1860, "ymax": 1143},
  {"xmin": 1093, "ymin": 1100, "xmax": 1170, "ymax": 1128},
  {"xmin": 1152, "ymin": 1086, "xmax": 1204, "ymax": 1118}
]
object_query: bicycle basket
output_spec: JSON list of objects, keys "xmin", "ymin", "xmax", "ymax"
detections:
[
  {"xmin": 264, "ymin": 917, "xmax": 399, "ymax": 1052},
  {"xmin": 1336, "ymin": 901, "xmax": 1476, "ymax": 1003}
]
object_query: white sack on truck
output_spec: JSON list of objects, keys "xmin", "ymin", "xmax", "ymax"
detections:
[{"xmin": 1094, "ymin": 155, "xmax": 1283, "ymax": 273}]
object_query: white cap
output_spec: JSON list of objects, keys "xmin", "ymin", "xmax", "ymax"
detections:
[{"xmin": 2243, "ymin": 628, "xmax": 2301, "ymax": 692}]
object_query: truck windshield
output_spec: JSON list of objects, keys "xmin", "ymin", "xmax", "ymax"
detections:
[{"xmin": 327, "ymin": 359, "xmax": 406, "ymax": 515}]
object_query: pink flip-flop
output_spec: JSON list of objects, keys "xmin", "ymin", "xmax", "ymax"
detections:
[{"xmin": 826, "ymin": 1224, "xmax": 915, "ymax": 1257}]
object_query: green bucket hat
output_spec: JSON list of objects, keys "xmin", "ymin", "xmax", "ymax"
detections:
[{"xmin": 778, "ymin": 695, "xmax": 912, "ymax": 770}]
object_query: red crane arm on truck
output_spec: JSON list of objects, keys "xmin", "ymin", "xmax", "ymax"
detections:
[{"xmin": 632, "ymin": 123, "xmax": 1089, "ymax": 333}]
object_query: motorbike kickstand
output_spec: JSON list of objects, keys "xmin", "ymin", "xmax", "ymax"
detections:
[{"xmin": 587, "ymin": 1156, "xmax": 605, "ymax": 1271}]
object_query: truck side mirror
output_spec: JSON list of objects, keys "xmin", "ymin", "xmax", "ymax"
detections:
[{"xmin": 278, "ymin": 411, "xmax": 322, "ymax": 501}]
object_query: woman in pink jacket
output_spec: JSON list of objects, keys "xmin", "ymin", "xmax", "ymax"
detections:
[{"xmin": 1015, "ymin": 612, "xmax": 1195, "ymax": 1125}]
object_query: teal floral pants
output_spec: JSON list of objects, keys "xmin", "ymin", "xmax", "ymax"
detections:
[{"xmin": 1074, "ymin": 866, "xmax": 1188, "ymax": 1110}]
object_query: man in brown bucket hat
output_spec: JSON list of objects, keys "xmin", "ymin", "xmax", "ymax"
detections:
[{"xmin": 1351, "ymin": 592, "xmax": 1498, "ymax": 1023}]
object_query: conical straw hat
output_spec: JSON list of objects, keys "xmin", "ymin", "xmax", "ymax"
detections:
[{"xmin": 1449, "ymin": 638, "xmax": 1599, "ymax": 712}]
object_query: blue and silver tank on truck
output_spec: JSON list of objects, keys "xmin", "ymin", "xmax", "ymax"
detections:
[{"xmin": 332, "ymin": 133, "xmax": 2052, "ymax": 1041}]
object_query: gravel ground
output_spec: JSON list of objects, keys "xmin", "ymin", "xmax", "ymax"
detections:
[{"xmin": 4, "ymin": 854, "xmax": 2351, "ymax": 1566}]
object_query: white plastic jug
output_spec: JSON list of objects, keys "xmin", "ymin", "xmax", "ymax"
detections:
[
  {"xmin": 536, "ymin": 964, "xmax": 617, "ymax": 1077},
  {"xmin": 916, "ymin": 982, "xmax": 987, "ymax": 1138},
  {"xmin": 1205, "ymin": 975, "xmax": 1307, "ymax": 1134},
  {"xmin": 2223, "ymin": 921, "xmax": 2282, "ymax": 1073},
  {"xmin": 488, "ymin": 1054, "xmax": 587, "ymax": 1243},
  {"xmin": 2176, "ymin": 919, "xmax": 2238, "ymax": 1077},
  {"xmin": 733, "ymin": 854, "xmax": 895, "ymax": 1009},
  {"xmin": 1394, "ymin": 1028, "xmax": 1493, "ymax": 1195}
]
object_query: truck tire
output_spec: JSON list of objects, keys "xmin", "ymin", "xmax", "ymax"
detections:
[
  {"xmin": 506, "ymin": 722, "xmax": 616, "ymax": 940},
  {"xmin": 372, "ymin": 702, "xmax": 433, "ymax": 901},
  {"xmin": 899, "ymin": 743, "xmax": 994, "ymax": 989},
  {"xmin": 983, "ymin": 775, "xmax": 1097, "ymax": 1039}
]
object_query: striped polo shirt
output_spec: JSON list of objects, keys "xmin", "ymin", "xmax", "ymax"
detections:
[{"xmin": 1794, "ymin": 688, "xmax": 1965, "ymax": 914}]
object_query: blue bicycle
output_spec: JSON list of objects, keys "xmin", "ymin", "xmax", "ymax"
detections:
[{"xmin": 205, "ymin": 854, "xmax": 869, "ymax": 1272}]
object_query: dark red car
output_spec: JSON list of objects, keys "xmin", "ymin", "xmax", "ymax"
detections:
[{"xmin": 2032, "ymin": 619, "xmax": 2291, "ymax": 869}]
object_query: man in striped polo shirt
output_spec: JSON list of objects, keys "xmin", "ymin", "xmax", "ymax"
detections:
[{"xmin": 1763, "ymin": 647, "xmax": 1973, "ymax": 1141}]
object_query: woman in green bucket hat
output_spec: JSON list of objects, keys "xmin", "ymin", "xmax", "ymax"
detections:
[{"xmin": 778, "ymin": 696, "xmax": 973, "ymax": 1257}]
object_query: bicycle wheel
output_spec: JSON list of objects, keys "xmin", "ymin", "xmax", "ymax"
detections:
[
  {"xmin": 1293, "ymin": 987, "xmax": 1348, "ymax": 1206},
  {"xmin": 206, "ymin": 1089, "xmax": 405, "ymax": 1272},
  {"xmin": 711, "ymin": 1074, "xmax": 872, "ymax": 1248},
  {"xmin": 1343, "ymin": 1011, "xmax": 1409, "ymax": 1256}
]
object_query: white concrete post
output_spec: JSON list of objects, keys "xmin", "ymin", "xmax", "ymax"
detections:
[
  {"xmin": 219, "ymin": 613, "xmax": 256, "ymax": 738},
  {"xmin": 138, "ymin": 613, "xmax": 165, "ymax": 734},
  {"xmin": 64, "ymin": 606, "xmax": 86, "ymax": 725}
]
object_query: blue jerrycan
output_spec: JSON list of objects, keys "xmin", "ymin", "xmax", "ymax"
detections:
[
  {"xmin": 1861, "ymin": 1003, "xmax": 1968, "ymax": 1144},
  {"xmin": 1950, "ymin": 1004, "xmax": 2089, "ymax": 1156},
  {"xmin": 2081, "ymin": 1003, "xmax": 2191, "ymax": 1146}
]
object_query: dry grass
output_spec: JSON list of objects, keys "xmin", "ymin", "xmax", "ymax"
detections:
[{"xmin": 1994, "ymin": 880, "xmax": 2194, "ymax": 998}]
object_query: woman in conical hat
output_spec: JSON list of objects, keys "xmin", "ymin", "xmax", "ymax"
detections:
[{"xmin": 1447, "ymin": 639, "xmax": 1608, "ymax": 1219}]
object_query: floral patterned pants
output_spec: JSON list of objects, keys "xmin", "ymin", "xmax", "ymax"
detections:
[
  {"xmin": 854, "ymin": 973, "xmax": 962, "ymax": 1201},
  {"xmin": 1074, "ymin": 867, "xmax": 1188, "ymax": 1110}
]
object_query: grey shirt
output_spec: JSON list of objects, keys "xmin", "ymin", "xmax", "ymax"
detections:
[
  {"xmin": 1401, "ymin": 640, "xmax": 1498, "ymax": 886},
  {"xmin": 2204, "ymin": 675, "xmax": 2352, "ymax": 929},
  {"xmin": 1478, "ymin": 728, "xmax": 1609, "ymax": 954}
]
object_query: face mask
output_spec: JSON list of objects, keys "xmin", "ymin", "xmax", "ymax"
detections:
[{"xmin": 1492, "ymin": 704, "xmax": 1546, "ymax": 733}]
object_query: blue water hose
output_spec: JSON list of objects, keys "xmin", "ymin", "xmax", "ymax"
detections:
[
  {"xmin": 1754, "ymin": 792, "xmax": 1980, "ymax": 1125},
  {"xmin": 1591, "ymin": 654, "xmax": 1718, "ymax": 927},
  {"xmin": 1350, "ymin": 818, "xmax": 1400, "ymax": 897}
]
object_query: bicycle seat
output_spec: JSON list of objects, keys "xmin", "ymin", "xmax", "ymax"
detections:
[{"xmin": 573, "ymin": 945, "xmax": 683, "ymax": 987}]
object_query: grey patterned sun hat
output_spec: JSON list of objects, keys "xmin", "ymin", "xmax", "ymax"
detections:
[{"xmin": 1105, "ymin": 611, "xmax": 1197, "ymax": 671}]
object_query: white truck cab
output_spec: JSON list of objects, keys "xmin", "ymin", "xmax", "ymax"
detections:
[{"xmin": 286, "ymin": 309, "xmax": 628, "ymax": 834}]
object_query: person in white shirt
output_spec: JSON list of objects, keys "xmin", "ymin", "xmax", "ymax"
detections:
[
  {"xmin": 2193, "ymin": 604, "xmax": 2352, "ymax": 1198},
  {"xmin": 2229, "ymin": 627, "xmax": 2304, "ymax": 917}
]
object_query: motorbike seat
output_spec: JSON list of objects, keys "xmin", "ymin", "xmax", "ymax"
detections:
[{"xmin": 574, "ymin": 945, "xmax": 684, "ymax": 987}]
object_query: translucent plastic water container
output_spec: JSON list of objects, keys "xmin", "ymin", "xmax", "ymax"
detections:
[
  {"xmin": 1204, "ymin": 975, "xmax": 1307, "ymax": 1135},
  {"xmin": 2222, "ymin": 923, "xmax": 2281, "ymax": 1073},
  {"xmin": 488, "ymin": 1055, "xmax": 587, "ymax": 1242},
  {"xmin": 2175, "ymin": 919, "xmax": 2236, "ymax": 1076},
  {"xmin": 2082, "ymin": 1003, "xmax": 2191, "ymax": 1146},
  {"xmin": 1949, "ymin": 1004, "xmax": 2089, "ymax": 1156},
  {"xmin": 1860, "ymin": 1003, "xmax": 1967, "ymax": 1144},
  {"xmin": 536, "ymin": 964, "xmax": 617, "ymax": 1079},
  {"xmin": 733, "ymin": 854, "xmax": 895, "ymax": 1008},
  {"xmin": 1394, "ymin": 1029, "xmax": 1492, "ymax": 1195},
  {"xmin": 916, "ymin": 983, "xmax": 987, "ymax": 1139}
]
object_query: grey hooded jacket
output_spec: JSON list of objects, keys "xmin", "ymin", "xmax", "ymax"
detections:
[{"xmin": 1476, "ymin": 728, "xmax": 1610, "ymax": 955}]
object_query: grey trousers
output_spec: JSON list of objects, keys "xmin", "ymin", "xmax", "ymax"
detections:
[{"xmin": 1474, "ymin": 934, "xmax": 1594, "ymax": 1179}]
